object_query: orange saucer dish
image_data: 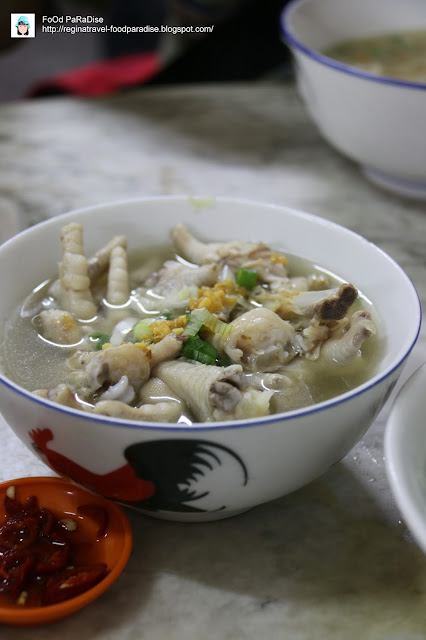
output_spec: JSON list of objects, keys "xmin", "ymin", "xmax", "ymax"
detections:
[{"xmin": 0, "ymin": 476, "xmax": 132, "ymax": 626}]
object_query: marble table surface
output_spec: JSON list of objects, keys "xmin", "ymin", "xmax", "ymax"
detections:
[{"xmin": 0, "ymin": 81, "xmax": 425, "ymax": 639}]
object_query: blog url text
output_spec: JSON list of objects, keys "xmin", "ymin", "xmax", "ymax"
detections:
[{"xmin": 41, "ymin": 17, "xmax": 214, "ymax": 35}]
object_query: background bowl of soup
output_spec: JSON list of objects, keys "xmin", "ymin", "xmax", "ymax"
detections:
[
  {"xmin": 280, "ymin": 0, "xmax": 426, "ymax": 198},
  {"xmin": 0, "ymin": 197, "xmax": 421, "ymax": 522}
]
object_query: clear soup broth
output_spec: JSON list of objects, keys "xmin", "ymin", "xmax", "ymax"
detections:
[
  {"xmin": 1, "ymin": 236, "xmax": 382, "ymax": 426},
  {"xmin": 323, "ymin": 30, "xmax": 426, "ymax": 83}
]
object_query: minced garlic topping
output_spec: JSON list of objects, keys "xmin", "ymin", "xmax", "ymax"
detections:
[{"xmin": 189, "ymin": 279, "xmax": 242, "ymax": 313}]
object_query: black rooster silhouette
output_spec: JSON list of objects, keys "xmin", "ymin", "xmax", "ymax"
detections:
[
  {"xmin": 124, "ymin": 439, "xmax": 249, "ymax": 513},
  {"xmin": 30, "ymin": 428, "xmax": 248, "ymax": 514}
]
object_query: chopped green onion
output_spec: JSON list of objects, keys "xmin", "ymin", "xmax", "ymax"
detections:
[
  {"xmin": 216, "ymin": 353, "xmax": 232, "ymax": 367},
  {"xmin": 237, "ymin": 267, "xmax": 257, "ymax": 289},
  {"xmin": 183, "ymin": 313, "xmax": 205, "ymax": 337},
  {"xmin": 133, "ymin": 320, "xmax": 153, "ymax": 342},
  {"xmin": 182, "ymin": 335, "xmax": 217, "ymax": 365},
  {"xmin": 90, "ymin": 333, "xmax": 110, "ymax": 350},
  {"xmin": 189, "ymin": 307, "xmax": 233, "ymax": 337},
  {"xmin": 175, "ymin": 286, "xmax": 193, "ymax": 301}
]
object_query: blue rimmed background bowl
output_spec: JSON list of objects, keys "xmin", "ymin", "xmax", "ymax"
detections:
[
  {"xmin": 385, "ymin": 364, "xmax": 426, "ymax": 555},
  {"xmin": 280, "ymin": 0, "xmax": 426, "ymax": 198},
  {"xmin": 0, "ymin": 197, "xmax": 421, "ymax": 521}
]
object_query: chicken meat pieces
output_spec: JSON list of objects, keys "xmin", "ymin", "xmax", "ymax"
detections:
[
  {"xmin": 154, "ymin": 361, "xmax": 273, "ymax": 422},
  {"xmin": 93, "ymin": 365, "xmax": 189, "ymax": 422},
  {"xmin": 285, "ymin": 283, "xmax": 358, "ymax": 322},
  {"xmin": 106, "ymin": 244, "xmax": 130, "ymax": 306},
  {"xmin": 59, "ymin": 223, "xmax": 97, "ymax": 321},
  {"xmin": 145, "ymin": 260, "xmax": 220, "ymax": 296},
  {"xmin": 170, "ymin": 223, "xmax": 289, "ymax": 281},
  {"xmin": 320, "ymin": 310, "xmax": 376, "ymax": 364},
  {"xmin": 212, "ymin": 307, "xmax": 299, "ymax": 372},
  {"xmin": 33, "ymin": 384, "xmax": 87, "ymax": 410},
  {"xmin": 68, "ymin": 333, "xmax": 183, "ymax": 403},
  {"xmin": 74, "ymin": 343, "xmax": 150, "ymax": 397},
  {"xmin": 38, "ymin": 309, "xmax": 83, "ymax": 345},
  {"xmin": 135, "ymin": 260, "xmax": 220, "ymax": 313},
  {"xmin": 87, "ymin": 235, "xmax": 127, "ymax": 282},
  {"xmin": 260, "ymin": 283, "xmax": 358, "ymax": 324},
  {"xmin": 93, "ymin": 399, "xmax": 184, "ymax": 423}
]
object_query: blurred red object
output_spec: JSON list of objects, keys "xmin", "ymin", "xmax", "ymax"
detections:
[{"xmin": 27, "ymin": 51, "xmax": 162, "ymax": 98}]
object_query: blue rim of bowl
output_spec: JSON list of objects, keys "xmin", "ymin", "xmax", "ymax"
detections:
[
  {"xmin": 362, "ymin": 166, "xmax": 426, "ymax": 197},
  {"xmin": 384, "ymin": 364, "xmax": 426, "ymax": 554},
  {"xmin": 0, "ymin": 195, "xmax": 422, "ymax": 433},
  {"xmin": 280, "ymin": 0, "xmax": 426, "ymax": 92}
]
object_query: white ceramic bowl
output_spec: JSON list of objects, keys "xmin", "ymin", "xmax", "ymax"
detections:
[
  {"xmin": 280, "ymin": 0, "xmax": 426, "ymax": 198},
  {"xmin": 385, "ymin": 364, "xmax": 426, "ymax": 554},
  {"xmin": 0, "ymin": 197, "xmax": 421, "ymax": 521}
]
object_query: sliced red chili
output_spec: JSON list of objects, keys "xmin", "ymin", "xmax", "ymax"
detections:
[
  {"xmin": 34, "ymin": 537, "xmax": 71, "ymax": 575},
  {"xmin": 0, "ymin": 549, "xmax": 36, "ymax": 599},
  {"xmin": 23, "ymin": 495, "xmax": 40, "ymax": 515},
  {"xmin": 38, "ymin": 507, "xmax": 57, "ymax": 536},
  {"xmin": 0, "ymin": 516, "xmax": 39, "ymax": 551},
  {"xmin": 43, "ymin": 563, "xmax": 108, "ymax": 605},
  {"xmin": 1, "ymin": 492, "xmax": 109, "ymax": 606},
  {"xmin": 4, "ymin": 495, "xmax": 39, "ymax": 519}
]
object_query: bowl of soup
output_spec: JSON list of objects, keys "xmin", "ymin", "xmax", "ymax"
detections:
[
  {"xmin": 0, "ymin": 197, "xmax": 421, "ymax": 521},
  {"xmin": 281, "ymin": 0, "xmax": 426, "ymax": 198}
]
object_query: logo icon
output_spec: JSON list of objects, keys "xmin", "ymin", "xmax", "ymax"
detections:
[{"xmin": 11, "ymin": 13, "xmax": 35, "ymax": 38}]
